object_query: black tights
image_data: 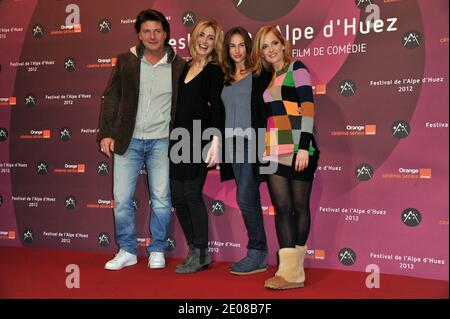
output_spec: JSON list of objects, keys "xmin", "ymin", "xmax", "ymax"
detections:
[{"xmin": 267, "ymin": 174, "xmax": 313, "ymax": 248}]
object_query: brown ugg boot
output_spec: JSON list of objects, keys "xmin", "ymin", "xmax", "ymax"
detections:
[{"xmin": 264, "ymin": 248, "xmax": 304, "ymax": 289}]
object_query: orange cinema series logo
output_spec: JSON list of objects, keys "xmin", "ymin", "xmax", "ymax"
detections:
[
  {"xmin": 87, "ymin": 58, "xmax": 117, "ymax": 68},
  {"xmin": 331, "ymin": 124, "xmax": 377, "ymax": 136},
  {"xmin": 20, "ymin": 130, "xmax": 51, "ymax": 139},
  {"xmin": 419, "ymin": 168, "xmax": 432, "ymax": 179},
  {"xmin": 0, "ymin": 97, "xmax": 16, "ymax": 106},
  {"xmin": 306, "ymin": 249, "xmax": 326, "ymax": 260},
  {"xmin": 54, "ymin": 164, "xmax": 85, "ymax": 173},
  {"xmin": 50, "ymin": 24, "xmax": 82, "ymax": 35},
  {"xmin": 0, "ymin": 231, "xmax": 16, "ymax": 240},
  {"xmin": 262, "ymin": 205, "xmax": 276, "ymax": 216},
  {"xmin": 382, "ymin": 168, "xmax": 432, "ymax": 179},
  {"xmin": 138, "ymin": 237, "xmax": 151, "ymax": 247},
  {"xmin": 364, "ymin": 125, "xmax": 377, "ymax": 135},
  {"xmin": 313, "ymin": 84, "xmax": 326, "ymax": 95},
  {"xmin": 87, "ymin": 199, "xmax": 114, "ymax": 209},
  {"xmin": 314, "ymin": 249, "xmax": 325, "ymax": 260}
]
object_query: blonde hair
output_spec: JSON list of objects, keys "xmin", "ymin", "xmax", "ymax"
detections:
[
  {"xmin": 188, "ymin": 20, "xmax": 224, "ymax": 65},
  {"xmin": 251, "ymin": 25, "xmax": 292, "ymax": 76}
]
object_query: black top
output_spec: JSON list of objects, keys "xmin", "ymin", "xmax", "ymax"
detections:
[{"xmin": 169, "ymin": 62, "xmax": 225, "ymax": 180}]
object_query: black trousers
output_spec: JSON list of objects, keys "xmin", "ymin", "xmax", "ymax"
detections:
[{"xmin": 170, "ymin": 168, "xmax": 208, "ymax": 249}]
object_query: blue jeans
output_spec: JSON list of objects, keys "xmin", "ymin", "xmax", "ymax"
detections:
[
  {"xmin": 230, "ymin": 137, "xmax": 267, "ymax": 252},
  {"xmin": 113, "ymin": 138, "xmax": 172, "ymax": 254}
]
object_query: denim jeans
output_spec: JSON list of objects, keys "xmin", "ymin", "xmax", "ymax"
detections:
[
  {"xmin": 230, "ymin": 137, "xmax": 267, "ymax": 251},
  {"xmin": 113, "ymin": 138, "xmax": 172, "ymax": 254}
]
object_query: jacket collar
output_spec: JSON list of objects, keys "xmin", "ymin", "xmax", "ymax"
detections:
[{"xmin": 130, "ymin": 42, "xmax": 176, "ymax": 63}]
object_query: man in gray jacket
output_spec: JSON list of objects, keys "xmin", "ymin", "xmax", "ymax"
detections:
[{"xmin": 98, "ymin": 9, "xmax": 185, "ymax": 270}]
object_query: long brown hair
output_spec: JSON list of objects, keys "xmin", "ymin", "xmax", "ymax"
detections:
[
  {"xmin": 188, "ymin": 20, "xmax": 224, "ymax": 66},
  {"xmin": 222, "ymin": 26, "xmax": 253, "ymax": 85},
  {"xmin": 251, "ymin": 25, "xmax": 292, "ymax": 76}
]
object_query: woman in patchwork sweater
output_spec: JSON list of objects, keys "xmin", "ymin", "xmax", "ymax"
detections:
[{"xmin": 252, "ymin": 25, "xmax": 320, "ymax": 290}]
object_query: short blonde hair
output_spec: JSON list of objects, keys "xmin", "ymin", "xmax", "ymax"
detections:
[
  {"xmin": 188, "ymin": 20, "xmax": 224, "ymax": 65},
  {"xmin": 251, "ymin": 25, "xmax": 292, "ymax": 76}
]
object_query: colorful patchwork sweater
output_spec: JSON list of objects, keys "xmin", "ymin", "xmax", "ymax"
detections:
[{"xmin": 263, "ymin": 60, "xmax": 316, "ymax": 165}]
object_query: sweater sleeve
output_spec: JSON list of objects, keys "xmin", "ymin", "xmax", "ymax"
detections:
[{"xmin": 293, "ymin": 60, "xmax": 315, "ymax": 151}]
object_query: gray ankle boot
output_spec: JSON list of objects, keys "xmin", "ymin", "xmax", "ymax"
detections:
[
  {"xmin": 175, "ymin": 247, "xmax": 211, "ymax": 274},
  {"xmin": 175, "ymin": 244, "xmax": 195, "ymax": 270}
]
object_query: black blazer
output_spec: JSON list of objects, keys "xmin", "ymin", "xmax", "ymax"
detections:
[
  {"xmin": 219, "ymin": 70, "xmax": 272, "ymax": 182},
  {"xmin": 169, "ymin": 62, "xmax": 225, "ymax": 180}
]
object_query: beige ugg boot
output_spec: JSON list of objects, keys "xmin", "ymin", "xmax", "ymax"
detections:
[
  {"xmin": 264, "ymin": 248, "xmax": 304, "ymax": 289},
  {"xmin": 295, "ymin": 245, "xmax": 307, "ymax": 284}
]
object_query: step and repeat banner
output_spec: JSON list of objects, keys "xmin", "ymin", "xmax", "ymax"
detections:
[{"xmin": 0, "ymin": 0, "xmax": 448, "ymax": 281}]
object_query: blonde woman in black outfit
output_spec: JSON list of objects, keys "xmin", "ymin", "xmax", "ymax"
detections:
[{"xmin": 169, "ymin": 20, "xmax": 225, "ymax": 274}]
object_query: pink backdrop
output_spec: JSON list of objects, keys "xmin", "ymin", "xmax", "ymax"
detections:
[{"xmin": 0, "ymin": 0, "xmax": 448, "ymax": 281}]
